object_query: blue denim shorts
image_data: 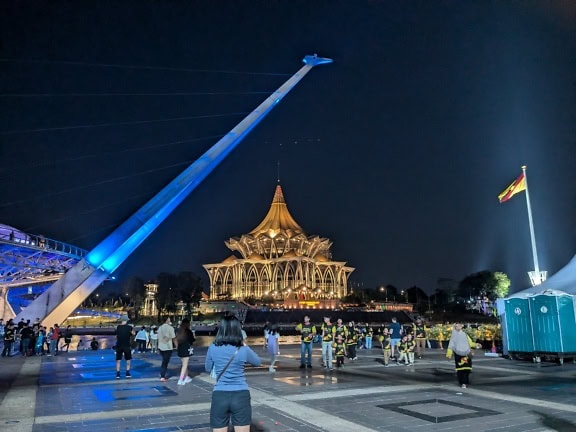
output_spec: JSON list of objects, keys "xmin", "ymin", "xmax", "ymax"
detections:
[{"xmin": 210, "ymin": 390, "xmax": 251, "ymax": 428}]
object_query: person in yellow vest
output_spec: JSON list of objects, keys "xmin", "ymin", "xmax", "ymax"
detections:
[
  {"xmin": 335, "ymin": 318, "xmax": 348, "ymax": 342},
  {"xmin": 334, "ymin": 334, "xmax": 347, "ymax": 368},
  {"xmin": 380, "ymin": 327, "xmax": 392, "ymax": 367},
  {"xmin": 346, "ymin": 322, "xmax": 358, "ymax": 361},
  {"xmin": 406, "ymin": 334, "xmax": 416, "ymax": 365},
  {"xmin": 413, "ymin": 319, "xmax": 427, "ymax": 359},
  {"xmin": 295, "ymin": 315, "xmax": 317, "ymax": 369},
  {"xmin": 446, "ymin": 323, "xmax": 475, "ymax": 388},
  {"xmin": 321, "ymin": 316, "xmax": 336, "ymax": 370},
  {"xmin": 397, "ymin": 335, "xmax": 409, "ymax": 365},
  {"xmin": 365, "ymin": 324, "xmax": 374, "ymax": 349}
]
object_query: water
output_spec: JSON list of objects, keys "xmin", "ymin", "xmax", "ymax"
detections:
[{"xmin": 68, "ymin": 334, "xmax": 303, "ymax": 351}]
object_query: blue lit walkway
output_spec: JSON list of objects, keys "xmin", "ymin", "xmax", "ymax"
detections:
[{"xmin": 1, "ymin": 343, "xmax": 576, "ymax": 432}]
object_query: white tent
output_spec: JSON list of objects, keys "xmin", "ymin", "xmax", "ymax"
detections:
[{"xmin": 509, "ymin": 254, "xmax": 576, "ymax": 297}]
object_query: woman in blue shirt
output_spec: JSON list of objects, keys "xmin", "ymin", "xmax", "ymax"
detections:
[{"xmin": 205, "ymin": 315, "xmax": 261, "ymax": 432}]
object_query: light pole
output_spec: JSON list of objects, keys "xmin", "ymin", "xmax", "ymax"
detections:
[{"xmin": 379, "ymin": 286, "xmax": 387, "ymax": 302}]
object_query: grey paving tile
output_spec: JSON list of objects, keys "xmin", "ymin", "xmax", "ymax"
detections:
[{"xmin": 1, "ymin": 346, "xmax": 573, "ymax": 432}]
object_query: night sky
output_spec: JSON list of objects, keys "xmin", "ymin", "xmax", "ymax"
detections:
[{"xmin": 1, "ymin": 1, "xmax": 575, "ymax": 295}]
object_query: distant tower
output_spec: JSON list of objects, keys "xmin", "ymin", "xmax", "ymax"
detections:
[{"xmin": 143, "ymin": 282, "xmax": 158, "ymax": 317}]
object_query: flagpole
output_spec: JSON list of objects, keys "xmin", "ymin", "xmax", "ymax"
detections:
[{"xmin": 523, "ymin": 165, "xmax": 546, "ymax": 285}]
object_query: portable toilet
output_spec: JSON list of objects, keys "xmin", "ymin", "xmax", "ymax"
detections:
[
  {"xmin": 503, "ymin": 295, "xmax": 534, "ymax": 354},
  {"xmin": 529, "ymin": 290, "xmax": 576, "ymax": 355}
]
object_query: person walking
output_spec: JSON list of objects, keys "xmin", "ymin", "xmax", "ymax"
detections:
[
  {"xmin": 266, "ymin": 324, "xmax": 279, "ymax": 373},
  {"xmin": 176, "ymin": 318, "xmax": 195, "ymax": 385},
  {"xmin": 115, "ymin": 317, "xmax": 134, "ymax": 379},
  {"xmin": 62, "ymin": 325, "xmax": 73, "ymax": 352},
  {"xmin": 446, "ymin": 323, "xmax": 475, "ymax": 388},
  {"xmin": 295, "ymin": 315, "xmax": 316, "ymax": 369},
  {"xmin": 158, "ymin": 317, "xmax": 176, "ymax": 382},
  {"xmin": 205, "ymin": 315, "xmax": 261, "ymax": 432},
  {"xmin": 263, "ymin": 321, "xmax": 270, "ymax": 351}
]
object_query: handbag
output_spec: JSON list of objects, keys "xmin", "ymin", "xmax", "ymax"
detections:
[{"xmin": 213, "ymin": 348, "xmax": 239, "ymax": 383}]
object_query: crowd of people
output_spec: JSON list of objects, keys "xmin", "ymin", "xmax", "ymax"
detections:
[
  {"xmin": 202, "ymin": 314, "xmax": 474, "ymax": 431},
  {"xmin": 1, "ymin": 313, "xmax": 475, "ymax": 432},
  {"xmin": 292, "ymin": 315, "xmax": 433, "ymax": 370},
  {"xmin": 0, "ymin": 318, "xmax": 78, "ymax": 358},
  {"xmin": 114, "ymin": 316, "xmax": 196, "ymax": 385}
]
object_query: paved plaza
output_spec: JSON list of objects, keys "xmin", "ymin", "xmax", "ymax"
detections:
[{"xmin": 1, "ymin": 342, "xmax": 576, "ymax": 432}]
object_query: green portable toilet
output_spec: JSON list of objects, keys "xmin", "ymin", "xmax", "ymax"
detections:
[
  {"xmin": 504, "ymin": 296, "xmax": 534, "ymax": 353},
  {"xmin": 529, "ymin": 290, "xmax": 576, "ymax": 354}
]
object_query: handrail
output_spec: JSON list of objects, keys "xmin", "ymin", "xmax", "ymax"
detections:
[{"xmin": 0, "ymin": 230, "xmax": 87, "ymax": 258}]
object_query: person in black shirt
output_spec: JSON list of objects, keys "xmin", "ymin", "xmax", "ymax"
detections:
[
  {"xmin": 176, "ymin": 318, "xmax": 196, "ymax": 385},
  {"xmin": 62, "ymin": 325, "xmax": 73, "ymax": 352},
  {"xmin": 2, "ymin": 322, "xmax": 15, "ymax": 357},
  {"xmin": 115, "ymin": 318, "xmax": 134, "ymax": 379},
  {"xmin": 90, "ymin": 338, "xmax": 99, "ymax": 351},
  {"xmin": 20, "ymin": 324, "xmax": 34, "ymax": 356}
]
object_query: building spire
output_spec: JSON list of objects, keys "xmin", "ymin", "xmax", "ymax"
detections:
[
  {"xmin": 249, "ymin": 184, "xmax": 304, "ymax": 236},
  {"xmin": 277, "ymin": 161, "xmax": 281, "ymax": 183}
]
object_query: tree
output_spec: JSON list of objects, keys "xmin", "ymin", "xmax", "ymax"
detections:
[
  {"xmin": 406, "ymin": 286, "xmax": 429, "ymax": 311},
  {"xmin": 385, "ymin": 284, "xmax": 398, "ymax": 301},
  {"xmin": 492, "ymin": 272, "xmax": 511, "ymax": 298},
  {"xmin": 341, "ymin": 292, "xmax": 363, "ymax": 305},
  {"xmin": 123, "ymin": 276, "xmax": 145, "ymax": 318},
  {"xmin": 434, "ymin": 278, "xmax": 457, "ymax": 305},
  {"xmin": 176, "ymin": 271, "xmax": 204, "ymax": 318},
  {"xmin": 155, "ymin": 272, "xmax": 178, "ymax": 321},
  {"xmin": 458, "ymin": 270, "xmax": 511, "ymax": 300}
]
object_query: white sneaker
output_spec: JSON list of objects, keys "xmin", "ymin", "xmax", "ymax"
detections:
[
  {"xmin": 461, "ymin": 384, "xmax": 467, "ymax": 389},
  {"xmin": 184, "ymin": 376, "xmax": 192, "ymax": 384},
  {"xmin": 269, "ymin": 366, "xmax": 276, "ymax": 373},
  {"xmin": 177, "ymin": 379, "xmax": 185, "ymax": 385}
]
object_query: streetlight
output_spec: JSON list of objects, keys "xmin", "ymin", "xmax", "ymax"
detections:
[{"xmin": 379, "ymin": 286, "xmax": 387, "ymax": 302}]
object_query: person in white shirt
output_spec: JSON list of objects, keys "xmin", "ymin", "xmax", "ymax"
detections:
[
  {"xmin": 135, "ymin": 326, "xmax": 149, "ymax": 353},
  {"xmin": 150, "ymin": 326, "xmax": 159, "ymax": 353},
  {"xmin": 158, "ymin": 317, "xmax": 176, "ymax": 382}
]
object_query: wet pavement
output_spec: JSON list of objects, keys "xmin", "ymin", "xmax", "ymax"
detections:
[{"xmin": 1, "ymin": 343, "xmax": 576, "ymax": 432}]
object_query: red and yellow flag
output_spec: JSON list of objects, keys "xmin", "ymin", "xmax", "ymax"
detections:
[{"xmin": 498, "ymin": 173, "xmax": 526, "ymax": 203}]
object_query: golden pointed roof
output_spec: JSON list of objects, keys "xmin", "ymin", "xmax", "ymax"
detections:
[{"xmin": 249, "ymin": 184, "xmax": 304, "ymax": 237}]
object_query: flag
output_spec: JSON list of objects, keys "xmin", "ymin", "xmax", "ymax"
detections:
[{"xmin": 498, "ymin": 172, "xmax": 526, "ymax": 203}]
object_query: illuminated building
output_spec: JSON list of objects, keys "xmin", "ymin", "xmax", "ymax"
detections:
[
  {"xmin": 203, "ymin": 184, "xmax": 354, "ymax": 308},
  {"xmin": 142, "ymin": 282, "xmax": 158, "ymax": 317}
]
